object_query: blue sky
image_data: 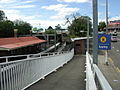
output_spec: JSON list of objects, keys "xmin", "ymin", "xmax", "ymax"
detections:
[{"xmin": 0, "ymin": 0, "xmax": 120, "ymax": 29}]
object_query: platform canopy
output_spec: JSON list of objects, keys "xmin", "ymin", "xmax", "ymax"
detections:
[{"xmin": 0, "ymin": 36, "xmax": 46, "ymax": 51}]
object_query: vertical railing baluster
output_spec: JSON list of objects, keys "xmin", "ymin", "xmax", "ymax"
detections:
[
  {"xmin": 6, "ymin": 64, "xmax": 9, "ymax": 90},
  {"xmin": 0, "ymin": 65, "xmax": 3, "ymax": 90},
  {"xmin": 3, "ymin": 64, "xmax": 6, "ymax": 90}
]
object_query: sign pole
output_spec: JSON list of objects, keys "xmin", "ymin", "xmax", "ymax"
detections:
[{"xmin": 105, "ymin": 0, "xmax": 109, "ymax": 65}]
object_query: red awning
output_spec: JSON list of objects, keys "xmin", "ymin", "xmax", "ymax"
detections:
[{"xmin": 109, "ymin": 23, "xmax": 120, "ymax": 25}]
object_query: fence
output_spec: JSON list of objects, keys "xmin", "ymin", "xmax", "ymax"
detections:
[
  {"xmin": 0, "ymin": 49, "xmax": 74, "ymax": 90},
  {"xmin": 86, "ymin": 52, "xmax": 112, "ymax": 90}
]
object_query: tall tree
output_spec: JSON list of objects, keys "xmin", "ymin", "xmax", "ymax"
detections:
[
  {"xmin": 14, "ymin": 20, "xmax": 32, "ymax": 35},
  {"xmin": 98, "ymin": 21, "xmax": 106, "ymax": 31},
  {"xmin": 0, "ymin": 20, "xmax": 14, "ymax": 37},
  {"xmin": 0, "ymin": 10, "xmax": 7, "ymax": 21},
  {"xmin": 68, "ymin": 16, "xmax": 92, "ymax": 37}
]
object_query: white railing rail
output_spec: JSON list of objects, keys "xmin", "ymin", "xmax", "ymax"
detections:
[
  {"xmin": 93, "ymin": 64, "xmax": 112, "ymax": 90},
  {"xmin": 0, "ymin": 50, "xmax": 69, "ymax": 63},
  {"xmin": 86, "ymin": 52, "xmax": 97, "ymax": 90},
  {"xmin": 0, "ymin": 49, "xmax": 74, "ymax": 90},
  {"xmin": 86, "ymin": 52, "xmax": 112, "ymax": 90}
]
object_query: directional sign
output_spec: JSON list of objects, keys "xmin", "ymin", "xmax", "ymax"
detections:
[{"xmin": 98, "ymin": 34, "xmax": 111, "ymax": 50}]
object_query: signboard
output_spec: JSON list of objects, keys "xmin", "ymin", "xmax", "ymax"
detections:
[{"xmin": 98, "ymin": 34, "xmax": 111, "ymax": 50}]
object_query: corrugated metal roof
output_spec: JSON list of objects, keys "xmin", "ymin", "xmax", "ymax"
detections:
[{"xmin": 0, "ymin": 36, "xmax": 46, "ymax": 50}]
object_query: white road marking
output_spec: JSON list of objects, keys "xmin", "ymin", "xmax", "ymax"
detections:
[
  {"xmin": 116, "ymin": 50, "xmax": 119, "ymax": 52},
  {"xmin": 113, "ymin": 80, "xmax": 118, "ymax": 82}
]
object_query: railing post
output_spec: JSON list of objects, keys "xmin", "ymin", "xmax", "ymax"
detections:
[
  {"xmin": 0, "ymin": 65, "xmax": 3, "ymax": 90},
  {"xmin": 6, "ymin": 58, "xmax": 8, "ymax": 62}
]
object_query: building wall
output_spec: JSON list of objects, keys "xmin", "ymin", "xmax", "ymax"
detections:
[
  {"xmin": 74, "ymin": 38, "xmax": 93, "ymax": 55},
  {"xmin": 74, "ymin": 40, "xmax": 85, "ymax": 54}
]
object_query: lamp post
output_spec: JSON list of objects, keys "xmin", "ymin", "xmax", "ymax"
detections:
[{"xmin": 80, "ymin": 23, "xmax": 89, "ymax": 53}]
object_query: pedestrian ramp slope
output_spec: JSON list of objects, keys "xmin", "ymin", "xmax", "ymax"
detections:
[
  {"xmin": 26, "ymin": 55, "xmax": 86, "ymax": 90},
  {"xmin": 0, "ymin": 49, "xmax": 84, "ymax": 90}
]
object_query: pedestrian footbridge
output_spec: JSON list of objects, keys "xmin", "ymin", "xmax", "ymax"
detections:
[{"xmin": 0, "ymin": 49, "xmax": 112, "ymax": 90}]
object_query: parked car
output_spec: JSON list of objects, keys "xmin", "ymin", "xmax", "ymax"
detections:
[{"xmin": 111, "ymin": 33, "xmax": 117, "ymax": 42}]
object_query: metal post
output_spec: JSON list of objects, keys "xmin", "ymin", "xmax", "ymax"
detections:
[
  {"xmin": 55, "ymin": 33, "xmax": 56, "ymax": 51},
  {"xmin": 93, "ymin": 0, "xmax": 98, "ymax": 65},
  {"xmin": 87, "ymin": 17, "xmax": 89, "ymax": 52},
  {"xmin": 14, "ymin": 29, "xmax": 18, "ymax": 37},
  {"xmin": 106, "ymin": 0, "xmax": 108, "ymax": 33},
  {"xmin": 47, "ymin": 34, "xmax": 49, "ymax": 47},
  {"xmin": 105, "ymin": 0, "xmax": 109, "ymax": 65}
]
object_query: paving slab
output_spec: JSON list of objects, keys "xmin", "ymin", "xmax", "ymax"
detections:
[{"xmin": 98, "ymin": 55, "xmax": 120, "ymax": 90}]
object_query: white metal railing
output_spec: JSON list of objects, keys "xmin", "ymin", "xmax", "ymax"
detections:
[
  {"xmin": 86, "ymin": 52, "xmax": 97, "ymax": 90},
  {"xmin": 86, "ymin": 52, "xmax": 112, "ymax": 90},
  {"xmin": 0, "ymin": 49, "xmax": 74, "ymax": 90}
]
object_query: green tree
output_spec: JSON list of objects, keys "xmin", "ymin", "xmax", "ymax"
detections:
[
  {"xmin": 32, "ymin": 27, "xmax": 43, "ymax": 33},
  {"xmin": 98, "ymin": 21, "xmax": 106, "ymax": 31},
  {"xmin": 47, "ymin": 26, "xmax": 53, "ymax": 30},
  {"xmin": 45, "ymin": 26, "xmax": 56, "ymax": 34},
  {"xmin": 68, "ymin": 16, "xmax": 92, "ymax": 37},
  {"xmin": 14, "ymin": 20, "xmax": 32, "ymax": 35},
  {"xmin": 0, "ymin": 20, "xmax": 14, "ymax": 37},
  {"xmin": 55, "ymin": 24, "xmax": 61, "ymax": 30},
  {"xmin": 32, "ymin": 27, "xmax": 38, "ymax": 33},
  {"xmin": 0, "ymin": 10, "xmax": 7, "ymax": 21}
]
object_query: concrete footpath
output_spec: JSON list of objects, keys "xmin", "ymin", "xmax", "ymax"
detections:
[
  {"xmin": 26, "ymin": 55, "xmax": 86, "ymax": 90},
  {"xmin": 98, "ymin": 55, "xmax": 120, "ymax": 90}
]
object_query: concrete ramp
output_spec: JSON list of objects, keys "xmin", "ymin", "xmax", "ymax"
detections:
[{"xmin": 26, "ymin": 55, "xmax": 86, "ymax": 90}]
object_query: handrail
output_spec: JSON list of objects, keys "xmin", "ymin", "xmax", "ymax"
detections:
[
  {"xmin": 0, "ymin": 48, "xmax": 69, "ymax": 63},
  {"xmin": 0, "ymin": 49, "xmax": 74, "ymax": 90},
  {"xmin": 0, "ymin": 50, "xmax": 71, "ymax": 65},
  {"xmin": 86, "ymin": 52, "xmax": 97, "ymax": 90},
  {"xmin": 86, "ymin": 52, "xmax": 113, "ymax": 90},
  {"xmin": 93, "ymin": 64, "xmax": 112, "ymax": 90}
]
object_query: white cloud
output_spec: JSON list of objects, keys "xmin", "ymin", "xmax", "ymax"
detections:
[
  {"xmin": 4, "ymin": 9, "xmax": 41, "ymax": 22},
  {"xmin": 42, "ymin": 4, "xmax": 67, "ymax": 11},
  {"xmin": 57, "ymin": 0, "xmax": 91, "ymax": 3},
  {"xmin": 42, "ymin": 4, "xmax": 79, "ymax": 20},
  {"xmin": 20, "ymin": 0, "xmax": 35, "ymax": 4},
  {"xmin": 109, "ymin": 16, "xmax": 120, "ymax": 21},
  {"xmin": 0, "ymin": 0, "xmax": 17, "ymax": 3},
  {"xmin": 28, "ymin": 19, "xmax": 66, "ymax": 29},
  {"xmin": 4, "ymin": 9, "xmax": 21, "ymax": 20},
  {"xmin": 11, "ymin": 5, "xmax": 36, "ymax": 8}
]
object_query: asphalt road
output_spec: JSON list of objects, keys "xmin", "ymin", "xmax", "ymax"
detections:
[{"xmin": 108, "ymin": 34, "xmax": 120, "ymax": 69}]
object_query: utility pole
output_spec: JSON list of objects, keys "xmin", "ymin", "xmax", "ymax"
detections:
[
  {"xmin": 105, "ymin": 0, "xmax": 109, "ymax": 65},
  {"xmin": 93, "ymin": 0, "xmax": 98, "ymax": 65},
  {"xmin": 106, "ymin": 0, "xmax": 108, "ymax": 33}
]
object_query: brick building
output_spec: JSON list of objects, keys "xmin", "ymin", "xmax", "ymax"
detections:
[{"xmin": 108, "ymin": 20, "xmax": 120, "ymax": 32}]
